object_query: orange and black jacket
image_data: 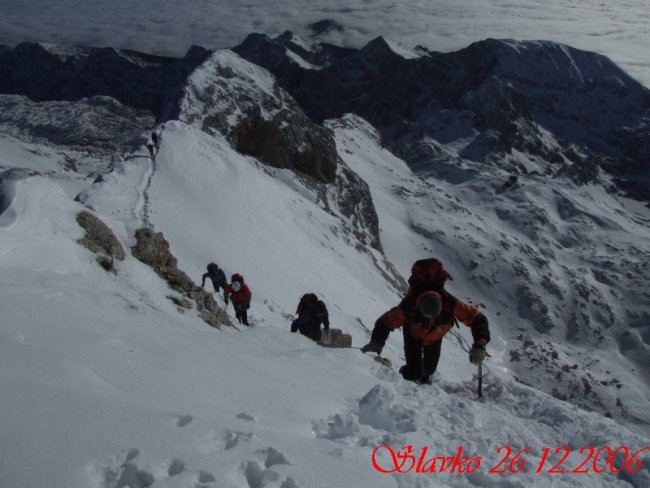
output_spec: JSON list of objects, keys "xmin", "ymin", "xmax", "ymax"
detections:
[{"xmin": 370, "ymin": 290, "xmax": 490, "ymax": 347}]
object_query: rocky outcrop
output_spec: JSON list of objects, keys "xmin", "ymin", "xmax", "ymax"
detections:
[
  {"xmin": 325, "ymin": 163, "xmax": 381, "ymax": 251},
  {"xmin": 132, "ymin": 228, "xmax": 232, "ymax": 328},
  {"xmin": 232, "ymin": 106, "xmax": 338, "ymax": 182},
  {"xmin": 177, "ymin": 50, "xmax": 339, "ymax": 183},
  {"xmin": 76, "ymin": 211, "xmax": 125, "ymax": 273},
  {"xmin": 320, "ymin": 328, "xmax": 352, "ymax": 348}
]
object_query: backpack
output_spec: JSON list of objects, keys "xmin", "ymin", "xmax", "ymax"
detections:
[
  {"xmin": 314, "ymin": 300, "xmax": 327, "ymax": 321},
  {"xmin": 296, "ymin": 293, "xmax": 318, "ymax": 315},
  {"xmin": 207, "ymin": 262, "xmax": 219, "ymax": 274},
  {"xmin": 408, "ymin": 258, "xmax": 451, "ymax": 291},
  {"xmin": 402, "ymin": 259, "xmax": 453, "ymax": 318}
]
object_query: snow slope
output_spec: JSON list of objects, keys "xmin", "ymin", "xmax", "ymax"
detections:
[
  {"xmin": 2, "ymin": 95, "xmax": 650, "ymax": 488},
  {"xmin": 330, "ymin": 114, "xmax": 650, "ymax": 432}
]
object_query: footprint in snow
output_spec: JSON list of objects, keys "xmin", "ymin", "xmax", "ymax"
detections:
[
  {"xmin": 100, "ymin": 449, "xmax": 155, "ymax": 488},
  {"xmin": 198, "ymin": 470, "xmax": 217, "ymax": 483},
  {"xmin": 263, "ymin": 447, "xmax": 292, "ymax": 468},
  {"xmin": 176, "ymin": 414, "xmax": 193, "ymax": 427},
  {"xmin": 241, "ymin": 456, "xmax": 298, "ymax": 488},
  {"xmin": 168, "ymin": 458, "xmax": 185, "ymax": 477},
  {"xmin": 99, "ymin": 449, "xmax": 215, "ymax": 488},
  {"xmin": 236, "ymin": 412, "xmax": 256, "ymax": 422},
  {"xmin": 224, "ymin": 429, "xmax": 254, "ymax": 450}
]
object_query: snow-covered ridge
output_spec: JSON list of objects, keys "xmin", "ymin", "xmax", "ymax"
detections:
[
  {"xmin": 179, "ymin": 50, "xmax": 285, "ymax": 131},
  {"xmin": 175, "ymin": 48, "xmax": 384, "ymax": 258}
]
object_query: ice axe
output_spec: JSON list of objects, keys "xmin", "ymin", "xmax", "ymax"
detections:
[{"xmin": 477, "ymin": 361, "xmax": 483, "ymax": 398}]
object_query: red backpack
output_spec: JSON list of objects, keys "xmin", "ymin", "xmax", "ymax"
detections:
[{"xmin": 408, "ymin": 258, "xmax": 451, "ymax": 291}]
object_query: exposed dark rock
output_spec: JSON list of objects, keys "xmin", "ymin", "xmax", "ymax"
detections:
[
  {"xmin": 232, "ymin": 106, "xmax": 338, "ymax": 182},
  {"xmin": 76, "ymin": 211, "xmax": 126, "ymax": 261},
  {"xmin": 96, "ymin": 256, "xmax": 117, "ymax": 274},
  {"xmin": 132, "ymin": 228, "xmax": 231, "ymax": 328},
  {"xmin": 132, "ymin": 227, "xmax": 176, "ymax": 269},
  {"xmin": 0, "ymin": 42, "xmax": 211, "ymax": 119},
  {"xmin": 327, "ymin": 164, "xmax": 381, "ymax": 250}
]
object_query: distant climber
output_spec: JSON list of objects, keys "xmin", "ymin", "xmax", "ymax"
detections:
[
  {"xmin": 224, "ymin": 273, "xmax": 252, "ymax": 326},
  {"xmin": 201, "ymin": 262, "xmax": 227, "ymax": 293},
  {"xmin": 146, "ymin": 141, "xmax": 155, "ymax": 159},
  {"xmin": 291, "ymin": 293, "xmax": 329, "ymax": 342},
  {"xmin": 361, "ymin": 259, "xmax": 490, "ymax": 385},
  {"xmin": 151, "ymin": 131, "xmax": 160, "ymax": 150}
]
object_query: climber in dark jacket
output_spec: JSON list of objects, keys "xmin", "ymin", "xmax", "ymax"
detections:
[
  {"xmin": 291, "ymin": 293, "xmax": 330, "ymax": 342},
  {"xmin": 201, "ymin": 263, "xmax": 227, "ymax": 293}
]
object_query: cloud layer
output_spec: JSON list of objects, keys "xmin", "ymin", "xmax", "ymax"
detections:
[{"xmin": 0, "ymin": 0, "xmax": 648, "ymax": 86}]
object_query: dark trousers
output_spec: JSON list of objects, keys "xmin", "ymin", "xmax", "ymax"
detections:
[
  {"xmin": 235, "ymin": 306, "xmax": 249, "ymax": 325},
  {"xmin": 402, "ymin": 326, "xmax": 442, "ymax": 380}
]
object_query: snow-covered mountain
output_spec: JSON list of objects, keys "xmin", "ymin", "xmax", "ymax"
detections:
[
  {"xmin": 233, "ymin": 33, "xmax": 650, "ymax": 200},
  {"xmin": 1, "ymin": 33, "xmax": 649, "ymax": 488}
]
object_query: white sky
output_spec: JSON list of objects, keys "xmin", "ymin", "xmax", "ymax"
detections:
[{"xmin": 0, "ymin": 0, "xmax": 649, "ymax": 87}]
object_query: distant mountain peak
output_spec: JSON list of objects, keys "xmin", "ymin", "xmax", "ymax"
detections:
[{"xmin": 233, "ymin": 34, "xmax": 650, "ymax": 201}]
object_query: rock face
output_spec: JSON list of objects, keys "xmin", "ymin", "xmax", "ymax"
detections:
[
  {"xmin": 132, "ymin": 228, "xmax": 232, "ymax": 328},
  {"xmin": 233, "ymin": 33, "xmax": 650, "ymax": 201},
  {"xmin": 232, "ymin": 106, "xmax": 338, "ymax": 183},
  {"xmin": 177, "ymin": 50, "xmax": 338, "ymax": 183},
  {"xmin": 76, "ymin": 211, "xmax": 125, "ymax": 273},
  {"xmin": 0, "ymin": 42, "xmax": 211, "ymax": 118}
]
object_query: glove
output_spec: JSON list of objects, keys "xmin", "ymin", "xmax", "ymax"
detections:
[
  {"xmin": 360, "ymin": 341, "xmax": 383, "ymax": 354},
  {"xmin": 469, "ymin": 343, "xmax": 486, "ymax": 364}
]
